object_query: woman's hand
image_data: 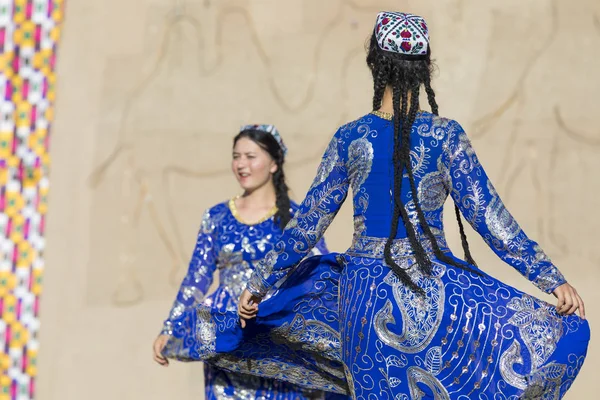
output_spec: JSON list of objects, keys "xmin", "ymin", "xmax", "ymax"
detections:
[
  {"xmin": 152, "ymin": 334, "xmax": 170, "ymax": 366},
  {"xmin": 238, "ymin": 289, "xmax": 262, "ymax": 328},
  {"xmin": 553, "ymin": 283, "xmax": 586, "ymax": 319}
]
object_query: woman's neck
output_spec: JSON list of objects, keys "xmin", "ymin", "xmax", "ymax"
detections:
[
  {"xmin": 241, "ymin": 183, "xmax": 276, "ymax": 209},
  {"xmin": 377, "ymin": 86, "xmax": 412, "ymax": 114}
]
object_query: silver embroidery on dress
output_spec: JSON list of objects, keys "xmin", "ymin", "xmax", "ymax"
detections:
[
  {"xmin": 407, "ymin": 366, "xmax": 450, "ymax": 400},
  {"xmin": 417, "ymin": 168, "xmax": 449, "ymax": 212},
  {"xmin": 347, "ymin": 138, "xmax": 373, "ymax": 196},
  {"xmin": 507, "ymin": 295, "xmax": 563, "ymax": 368},
  {"xmin": 374, "ymin": 264, "xmax": 445, "ymax": 354},
  {"xmin": 272, "ymin": 314, "xmax": 343, "ymax": 364},
  {"xmin": 314, "ymin": 137, "xmax": 340, "ymax": 186},
  {"xmin": 484, "ymin": 180, "xmax": 521, "ymax": 243},
  {"xmin": 499, "ymin": 340, "xmax": 528, "ymax": 390}
]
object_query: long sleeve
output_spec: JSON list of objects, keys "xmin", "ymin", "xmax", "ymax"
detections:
[
  {"xmin": 447, "ymin": 120, "xmax": 566, "ymax": 293},
  {"xmin": 247, "ymin": 130, "xmax": 349, "ymax": 298},
  {"xmin": 161, "ymin": 209, "xmax": 218, "ymax": 335}
]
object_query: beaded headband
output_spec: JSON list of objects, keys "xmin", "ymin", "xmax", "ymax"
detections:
[{"xmin": 239, "ymin": 124, "xmax": 288, "ymax": 156}]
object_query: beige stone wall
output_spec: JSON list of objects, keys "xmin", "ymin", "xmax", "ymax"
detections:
[{"xmin": 38, "ymin": 0, "xmax": 599, "ymax": 398}]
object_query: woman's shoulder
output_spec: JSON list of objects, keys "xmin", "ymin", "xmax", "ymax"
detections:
[
  {"xmin": 414, "ymin": 112, "xmax": 467, "ymax": 141},
  {"xmin": 415, "ymin": 111, "xmax": 459, "ymax": 126},
  {"xmin": 337, "ymin": 111, "xmax": 460, "ymax": 131},
  {"xmin": 203, "ymin": 200, "xmax": 232, "ymax": 219},
  {"xmin": 337, "ymin": 112, "xmax": 382, "ymax": 134},
  {"xmin": 334, "ymin": 111, "xmax": 466, "ymax": 147}
]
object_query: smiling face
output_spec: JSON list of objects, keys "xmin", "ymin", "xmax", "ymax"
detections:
[{"xmin": 232, "ymin": 137, "xmax": 277, "ymax": 193}]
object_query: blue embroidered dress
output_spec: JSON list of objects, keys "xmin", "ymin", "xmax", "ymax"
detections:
[
  {"xmin": 163, "ymin": 113, "xmax": 590, "ymax": 399},
  {"xmin": 160, "ymin": 199, "xmax": 333, "ymax": 400}
]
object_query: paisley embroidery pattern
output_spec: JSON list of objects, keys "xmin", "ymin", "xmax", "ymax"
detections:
[
  {"xmin": 314, "ymin": 136, "xmax": 340, "ymax": 186},
  {"xmin": 407, "ymin": 366, "xmax": 450, "ymax": 400},
  {"xmin": 485, "ymin": 180, "xmax": 522, "ymax": 243},
  {"xmin": 374, "ymin": 264, "xmax": 445, "ymax": 354},
  {"xmin": 347, "ymin": 138, "xmax": 373, "ymax": 196},
  {"xmin": 417, "ymin": 168, "xmax": 449, "ymax": 212},
  {"xmin": 499, "ymin": 340, "xmax": 528, "ymax": 390}
]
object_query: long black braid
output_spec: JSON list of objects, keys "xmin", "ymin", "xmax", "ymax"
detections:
[
  {"xmin": 234, "ymin": 129, "xmax": 291, "ymax": 230},
  {"xmin": 423, "ymin": 72, "xmax": 477, "ymax": 265},
  {"xmin": 366, "ymin": 32, "xmax": 480, "ymax": 294}
]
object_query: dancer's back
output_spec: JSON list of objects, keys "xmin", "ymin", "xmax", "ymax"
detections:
[{"xmin": 338, "ymin": 111, "xmax": 457, "ymax": 241}]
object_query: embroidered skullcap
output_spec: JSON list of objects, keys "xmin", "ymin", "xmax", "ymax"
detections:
[
  {"xmin": 375, "ymin": 11, "xmax": 429, "ymax": 57},
  {"xmin": 240, "ymin": 124, "xmax": 288, "ymax": 156}
]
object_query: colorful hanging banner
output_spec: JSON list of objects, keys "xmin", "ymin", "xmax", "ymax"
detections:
[{"xmin": 0, "ymin": 1, "xmax": 64, "ymax": 398}]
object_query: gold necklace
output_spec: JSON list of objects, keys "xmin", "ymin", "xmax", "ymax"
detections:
[
  {"xmin": 228, "ymin": 196, "xmax": 278, "ymax": 226},
  {"xmin": 371, "ymin": 110, "xmax": 426, "ymax": 120},
  {"xmin": 371, "ymin": 110, "xmax": 394, "ymax": 120}
]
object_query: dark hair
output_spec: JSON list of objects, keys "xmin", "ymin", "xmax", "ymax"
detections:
[
  {"xmin": 233, "ymin": 129, "xmax": 291, "ymax": 230},
  {"xmin": 366, "ymin": 32, "xmax": 480, "ymax": 294}
]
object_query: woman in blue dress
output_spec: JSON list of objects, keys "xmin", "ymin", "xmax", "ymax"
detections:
[
  {"xmin": 163, "ymin": 12, "xmax": 590, "ymax": 399},
  {"xmin": 152, "ymin": 124, "xmax": 333, "ymax": 399}
]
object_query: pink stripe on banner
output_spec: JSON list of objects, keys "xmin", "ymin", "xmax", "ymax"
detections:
[
  {"xmin": 26, "ymin": 1, "xmax": 33, "ymax": 18},
  {"xmin": 6, "ymin": 217, "xmax": 12, "ymax": 236},
  {"xmin": 12, "ymin": 244, "xmax": 18, "ymax": 264},
  {"xmin": 35, "ymin": 26, "xmax": 42, "ymax": 45},
  {"xmin": 23, "ymin": 80, "xmax": 30, "ymax": 99},
  {"xmin": 6, "ymin": 324, "xmax": 11, "ymax": 346},
  {"xmin": 4, "ymin": 81, "xmax": 12, "ymax": 100},
  {"xmin": 31, "ymin": 106, "xmax": 37, "ymax": 128},
  {"xmin": 22, "ymin": 348, "xmax": 27, "ymax": 372},
  {"xmin": 24, "ymin": 218, "xmax": 30, "ymax": 238},
  {"xmin": 11, "ymin": 132, "xmax": 17, "ymax": 153},
  {"xmin": 23, "ymin": 79, "xmax": 29, "ymax": 99}
]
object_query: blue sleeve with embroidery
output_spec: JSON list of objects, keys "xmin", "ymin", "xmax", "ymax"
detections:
[
  {"xmin": 447, "ymin": 120, "xmax": 566, "ymax": 293},
  {"xmin": 247, "ymin": 130, "xmax": 349, "ymax": 298},
  {"xmin": 161, "ymin": 209, "xmax": 218, "ymax": 335}
]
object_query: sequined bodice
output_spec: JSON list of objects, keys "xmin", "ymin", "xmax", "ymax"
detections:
[{"xmin": 162, "ymin": 201, "xmax": 327, "ymax": 334}]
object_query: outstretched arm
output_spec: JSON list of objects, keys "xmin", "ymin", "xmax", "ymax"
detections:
[
  {"xmin": 246, "ymin": 129, "xmax": 350, "ymax": 299},
  {"xmin": 160, "ymin": 209, "xmax": 218, "ymax": 335},
  {"xmin": 447, "ymin": 121, "xmax": 584, "ymax": 317}
]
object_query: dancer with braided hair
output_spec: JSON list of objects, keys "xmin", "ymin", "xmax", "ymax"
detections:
[
  {"xmin": 162, "ymin": 13, "xmax": 589, "ymax": 399},
  {"xmin": 152, "ymin": 124, "xmax": 335, "ymax": 399}
]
